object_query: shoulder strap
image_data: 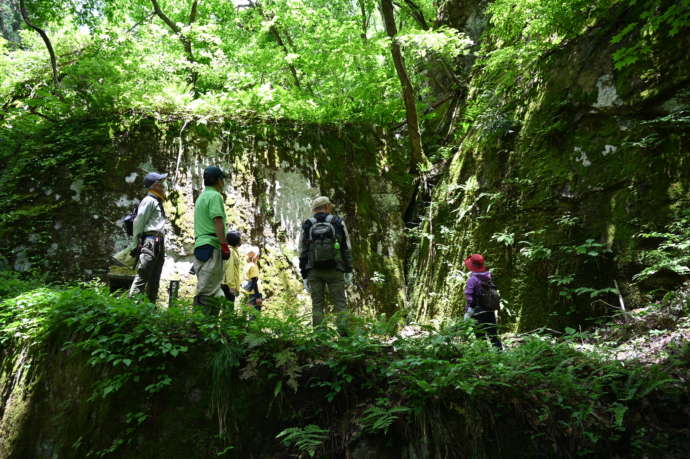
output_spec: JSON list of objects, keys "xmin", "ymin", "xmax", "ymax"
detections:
[
  {"xmin": 330, "ymin": 215, "xmax": 345, "ymax": 242},
  {"xmin": 146, "ymin": 193, "xmax": 166, "ymax": 218},
  {"xmin": 308, "ymin": 217, "xmax": 317, "ymax": 240}
]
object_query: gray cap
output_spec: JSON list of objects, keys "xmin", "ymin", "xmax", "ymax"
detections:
[
  {"xmin": 143, "ymin": 172, "xmax": 167, "ymax": 188},
  {"xmin": 311, "ymin": 196, "xmax": 332, "ymax": 211}
]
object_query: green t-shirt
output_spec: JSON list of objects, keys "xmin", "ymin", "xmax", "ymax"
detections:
[{"xmin": 194, "ymin": 188, "xmax": 227, "ymax": 249}]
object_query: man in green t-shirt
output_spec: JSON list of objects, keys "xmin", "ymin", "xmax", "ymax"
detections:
[{"xmin": 193, "ymin": 165, "xmax": 230, "ymax": 312}]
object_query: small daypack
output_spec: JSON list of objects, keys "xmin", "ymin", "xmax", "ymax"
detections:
[
  {"xmin": 477, "ymin": 278, "xmax": 501, "ymax": 311},
  {"xmin": 308, "ymin": 215, "xmax": 340, "ymax": 268},
  {"xmin": 122, "ymin": 206, "xmax": 138, "ymax": 237}
]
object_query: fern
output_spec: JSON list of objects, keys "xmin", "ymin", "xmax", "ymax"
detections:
[
  {"xmin": 276, "ymin": 425, "xmax": 329, "ymax": 458},
  {"xmin": 360, "ymin": 399, "xmax": 410, "ymax": 434}
]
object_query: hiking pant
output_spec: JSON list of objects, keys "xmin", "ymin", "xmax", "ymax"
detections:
[
  {"xmin": 221, "ymin": 284, "xmax": 236, "ymax": 304},
  {"xmin": 193, "ymin": 247, "xmax": 224, "ymax": 312},
  {"xmin": 240, "ymin": 293, "xmax": 262, "ymax": 320},
  {"xmin": 474, "ymin": 310, "xmax": 502, "ymax": 349},
  {"xmin": 129, "ymin": 235, "xmax": 165, "ymax": 303},
  {"xmin": 308, "ymin": 268, "xmax": 347, "ymax": 331}
]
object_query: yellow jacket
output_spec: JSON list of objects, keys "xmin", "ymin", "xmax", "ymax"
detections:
[
  {"xmin": 223, "ymin": 247, "xmax": 241, "ymax": 290},
  {"xmin": 240, "ymin": 262, "xmax": 260, "ymax": 294}
]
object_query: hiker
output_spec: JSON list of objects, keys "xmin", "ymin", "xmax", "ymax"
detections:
[
  {"xmin": 221, "ymin": 230, "xmax": 242, "ymax": 307},
  {"xmin": 463, "ymin": 254, "xmax": 502, "ymax": 349},
  {"xmin": 240, "ymin": 245, "xmax": 262, "ymax": 311},
  {"xmin": 299, "ymin": 196, "xmax": 353, "ymax": 332},
  {"xmin": 128, "ymin": 172, "xmax": 168, "ymax": 302},
  {"xmin": 192, "ymin": 166, "xmax": 230, "ymax": 313}
]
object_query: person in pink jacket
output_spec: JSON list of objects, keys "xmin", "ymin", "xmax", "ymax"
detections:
[{"xmin": 464, "ymin": 254, "xmax": 502, "ymax": 349}]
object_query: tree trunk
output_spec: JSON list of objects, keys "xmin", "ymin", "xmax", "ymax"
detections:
[
  {"xmin": 18, "ymin": 0, "xmax": 59, "ymax": 88},
  {"xmin": 379, "ymin": 0, "xmax": 425, "ymax": 172},
  {"xmin": 357, "ymin": 0, "xmax": 369, "ymax": 42}
]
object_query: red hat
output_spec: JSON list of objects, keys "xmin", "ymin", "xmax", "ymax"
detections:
[{"xmin": 464, "ymin": 254, "xmax": 487, "ymax": 272}]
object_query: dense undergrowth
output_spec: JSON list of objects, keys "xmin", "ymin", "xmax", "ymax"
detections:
[{"xmin": 1, "ymin": 271, "xmax": 688, "ymax": 458}]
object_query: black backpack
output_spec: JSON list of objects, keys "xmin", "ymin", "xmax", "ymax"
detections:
[
  {"xmin": 122, "ymin": 206, "xmax": 138, "ymax": 237},
  {"xmin": 477, "ymin": 278, "xmax": 501, "ymax": 311},
  {"xmin": 307, "ymin": 215, "xmax": 341, "ymax": 268}
]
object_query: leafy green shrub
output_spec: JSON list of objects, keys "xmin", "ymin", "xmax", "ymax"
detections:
[
  {"xmin": 634, "ymin": 212, "xmax": 690, "ymax": 282},
  {"xmin": 0, "ymin": 270, "xmax": 42, "ymax": 301},
  {"xmin": 611, "ymin": 0, "xmax": 690, "ymax": 69},
  {"xmin": 0, "ymin": 277, "xmax": 687, "ymax": 457}
]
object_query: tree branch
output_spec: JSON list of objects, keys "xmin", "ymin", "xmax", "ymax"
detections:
[
  {"xmin": 188, "ymin": 0, "xmax": 198, "ymax": 24},
  {"xmin": 150, "ymin": 0, "xmax": 197, "ymax": 88},
  {"xmin": 268, "ymin": 24, "xmax": 303, "ymax": 90},
  {"xmin": 379, "ymin": 0, "xmax": 425, "ymax": 172},
  {"xmin": 127, "ymin": 11, "xmax": 155, "ymax": 34},
  {"xmin": 393, "ymin": 92, "xmax": 457, "ymax": 130},
  {"xmin": 18, "ymin": 0, "xmax": 59, "ymax": 88},
  {"xmin": 28, "ymin": 107, "xmax": 59, "ymax": 123},
  {"xmin": 150, "ymin": 0, "xmax": 181, "ymax": 34},
  {"xmin": 393, "ymin": 0, "xmax": 429, "ymax": 30}
]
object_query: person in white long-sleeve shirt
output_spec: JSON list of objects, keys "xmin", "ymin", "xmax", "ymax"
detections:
[{"xmin": 129, "ymin": 172, "xmax": 168, "ymax": 302}]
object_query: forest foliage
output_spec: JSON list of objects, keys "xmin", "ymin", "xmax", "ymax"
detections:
[
  {"xmin": 1, "ymin": 272, "xmax": 688, "ymax": 457},
  {"xmin": 0, "ymin": 0, "xmax": 469, "ymax": 125},
  {"xmin": 3, "ymin": 0, "xmax": 685, "ymax": 129}
]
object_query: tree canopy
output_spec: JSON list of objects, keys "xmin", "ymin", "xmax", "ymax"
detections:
[{"xmin": 0, "ymin": 0, "xmax": 470, "ymax": 126}]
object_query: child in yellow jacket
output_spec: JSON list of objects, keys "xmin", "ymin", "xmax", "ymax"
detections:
[
  {"xmin": 240, "ymin": 245, "xmax": 262, "ymax": 311},
  {"xmin": 221, "ymin": 231, "xmax": 241, "ymax": 307}
]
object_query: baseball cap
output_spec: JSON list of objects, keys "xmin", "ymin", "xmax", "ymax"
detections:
[
  {"xmin": 203, "ymin": 166, "xmax": 227, "ymax": 183},
  {"xmin": 226, "ymin": 230, "xmax": 241, "ymax": 247},
  {"xmin": 143, "ymin": 172, "xmax": 167, "ymax": 188}
]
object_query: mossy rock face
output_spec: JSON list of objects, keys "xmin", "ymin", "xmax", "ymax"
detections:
[
  {"xmin": 0, "ymin": 117, "xmax": 410, "ymax": 315},
  {"xmin": 411, "ymin": 4, "xmax": 690, "ymax": 331}
]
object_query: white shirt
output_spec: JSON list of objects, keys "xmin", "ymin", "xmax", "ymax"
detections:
[{"xmin": 131, "ymin": 194, "xmax": 166, "ymax": 246}]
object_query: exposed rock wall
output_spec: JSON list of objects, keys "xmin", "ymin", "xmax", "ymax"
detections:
[
  {"xmin": 1, "ymin": 118, "xmax": 410, "ymax": 313},
  {"xmin": 410, "ymin": 1, "xmax": 690, "ymax": 330}
]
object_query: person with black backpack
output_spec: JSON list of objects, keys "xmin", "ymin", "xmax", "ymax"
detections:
[
  {"xmin": 463, "ymin": 254, "xmax": 502, "ymax": 349},
  {"xmin": 299, "ymin": 196, "xmax": 353, "ymax": 333},
  {"xmin": 128, "ymin": 172, "xmax": 168, "ymax": 302}
]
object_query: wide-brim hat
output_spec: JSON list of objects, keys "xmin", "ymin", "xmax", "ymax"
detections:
[
  {"xmin": 240, "ymin": 244, "xmax": 259, "ymax": 257},
  {"xmin": 311, "ymin": 196, "xmax": 332, "ymax": 210},
  {"xmin": 464, "ymin": 254, "xmax": 487, "ymax": 272}
]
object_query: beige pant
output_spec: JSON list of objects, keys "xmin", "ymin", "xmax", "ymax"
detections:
[{"xmin": 193, "ymin": 247, "xmax": 224, "ymax": 298}]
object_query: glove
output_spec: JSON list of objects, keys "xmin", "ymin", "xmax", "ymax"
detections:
[
  {"xmin": 221, "ymin": 242, "xmax": 230, "ymax": 260},
  {"xmin": 303, "ymin": 279, "xmax": 311, "ymax": 293},
  {"xmin": 344, "ymin": 272, "xmax": 353, "ymax": 287},
  {"xmin": 464, "ymin": 307, "xmax": 475, "ymax": 321}
]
